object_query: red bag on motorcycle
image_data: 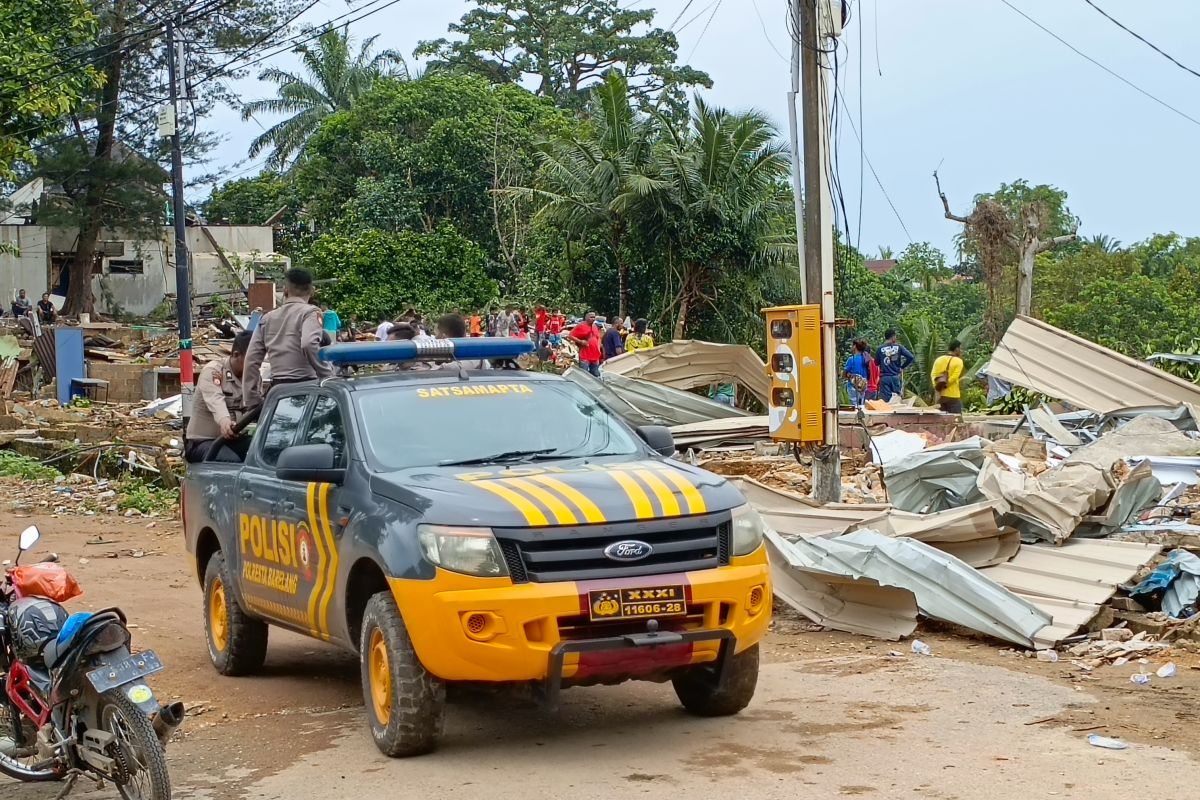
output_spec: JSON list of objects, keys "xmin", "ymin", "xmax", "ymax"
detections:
[{"xmin": 10, "ymin": 562, "xmax": 82, "ymax": 602}]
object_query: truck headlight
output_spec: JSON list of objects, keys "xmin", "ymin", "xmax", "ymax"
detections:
[
  {"xmin": 730, "ymin": 504, "xmax": 767, "ymax": 556},
  {"xmin": 417, "ymin": 525, "xmax": 510, "ymax": 578}
]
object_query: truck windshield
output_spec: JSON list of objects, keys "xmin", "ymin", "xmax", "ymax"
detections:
[{"xmin": 355, "ymin": 379, "xmax": 644, "ymax": 470}]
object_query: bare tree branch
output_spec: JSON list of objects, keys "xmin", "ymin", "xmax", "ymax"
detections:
[
  {"xmin": 933, "ymin": 170, "xmax": 970, "ymax": 224},
  {"xmin": 1034, "ymin": 231, "xmax": 1079, "ymax": 254}
]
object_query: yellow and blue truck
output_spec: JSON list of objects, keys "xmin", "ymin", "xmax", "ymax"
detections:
[{"xmin": 182, "ymin": 338, "xmax": 771, "ymax": 756}]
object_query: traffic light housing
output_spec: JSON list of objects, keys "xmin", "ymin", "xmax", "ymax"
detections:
[{"xmin": 764, "ymin": 304, "xmax": 823, "ymax": 443}]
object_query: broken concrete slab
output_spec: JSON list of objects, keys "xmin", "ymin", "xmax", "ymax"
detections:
[{"xmin": 989, "ymin": 316, "xmax": 1200, "ymax": 414}]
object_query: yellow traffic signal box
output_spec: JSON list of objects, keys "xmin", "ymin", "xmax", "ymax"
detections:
[{"xmin": 763, "ymin": 305, "xmax": 823, "ymax": 443}]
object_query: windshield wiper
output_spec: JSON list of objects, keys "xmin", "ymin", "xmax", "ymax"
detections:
[{"xmin": 439, "ymin": 448, "xmax": 559, "ymax": 467}]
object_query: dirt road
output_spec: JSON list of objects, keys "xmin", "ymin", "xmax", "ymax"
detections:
[{"xmin": 5, "ymin": 515, "xmax": 1198, "ymax": 799}]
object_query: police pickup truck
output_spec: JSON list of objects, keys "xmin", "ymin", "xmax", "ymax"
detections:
[{"xmin": 182, "ymin": 338, "xmax": 772, "ymax": 757}]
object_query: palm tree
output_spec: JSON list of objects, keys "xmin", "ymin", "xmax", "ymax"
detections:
[
  {"xmin": 511, "ymin": 71, "xmax": 661, "ymax": 319},
  {"xmin": 650, "ymin": 98, "xmax": 791, "ymax": 338},
  {"xmin": 1087, "ymin": 234, "xmax": 1123, "ymax": 253},
  {"xmin": 242, "ymin": 27, "xmax": 408, "ymax": 169}
]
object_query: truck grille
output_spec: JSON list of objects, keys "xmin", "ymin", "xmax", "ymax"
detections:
[{"xmin": 495, "ymin": 512, "xmax": 732, "ymax": 584}]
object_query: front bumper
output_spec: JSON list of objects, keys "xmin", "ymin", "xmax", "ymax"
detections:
[{"xmin": 386, "ymin": 547, "xmax": 771, "ymax": 684}]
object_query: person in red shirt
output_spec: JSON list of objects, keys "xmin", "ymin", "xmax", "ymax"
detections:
[
  {"xmin": 570, "ymin": 311, "xmax": 602, "ymax": 376},
  {"xmin": 534, "ymin": 305, "xmax": 548, "ymax": 338},
  {"xmin": 547, "ymin": 312, "xmax": 563, "ymax": 346}
]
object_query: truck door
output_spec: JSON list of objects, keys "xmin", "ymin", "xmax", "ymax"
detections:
[
  {"xmin": 290, "ymin": 393, "xmax": 350, "ymax": 645},
  {"xmin": 234, "ymin": 392, "xmax": 316, "ymax": 636}
]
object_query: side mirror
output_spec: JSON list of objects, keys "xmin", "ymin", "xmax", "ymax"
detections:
[
  {"xmin": 636, "ymin": 425, "xmax": 676, "ymax": 457},
  {"xmin": 276, "ymin": 444, "xmax": 346, "ymax": 485},
  {"xmin": 19, "ymin": 526, "xmax": 40, "ymax": 552}
]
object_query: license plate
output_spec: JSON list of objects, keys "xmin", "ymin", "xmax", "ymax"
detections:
[
  {"xmin": 588, "ymin": 585, "xmax": 687, "ymax": 622},
  {"xmin": 86, "ymin": 650, "xmax": 164, "ymax": 694}
]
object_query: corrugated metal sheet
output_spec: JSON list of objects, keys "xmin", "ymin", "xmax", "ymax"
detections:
[
  {"xmin": 604, "ymin": 340, "xmax": 771, "ymax": 405},
  {"xmin": 990, "ymin": 316, "xmax": 1200, "ymax": 414},
  {"xmin": 980, "ymin": 539, "xmax": 1163, "ymax": 646},
  {"xmin": 736, "ymin": 478, "xmax": 885, "ymax": 537}
]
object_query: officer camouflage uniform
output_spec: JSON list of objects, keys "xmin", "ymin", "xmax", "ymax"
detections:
[
  {"xmin": 186, "ymin": 357, "xmax": 248, "ymax": 462},
  {"xmin": 242, "ymin": 296, "xmax": 333, "ymax": 408}
]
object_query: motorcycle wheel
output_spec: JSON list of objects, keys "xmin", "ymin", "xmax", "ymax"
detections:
[
  {"xmin": 97, "ymin": 689, "xmax": 171, "ymax": 800},
  {"xmin": 0, "ymin": 701, "xmax": 60, "ymax": 782}
]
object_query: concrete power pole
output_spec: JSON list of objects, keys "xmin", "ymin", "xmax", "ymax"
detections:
[
  {"xmin": 796, "ymin": 0, "xmax": 841, "ymax": 503},
  {"xmin": 786, "ymin": 0, "xmax": 807, "ymax": 297}
]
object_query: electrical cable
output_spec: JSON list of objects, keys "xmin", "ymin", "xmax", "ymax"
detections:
[
  {"xmin": 1080, "ymin": 0, "xmax": 1200, "ymax": 80},
  {"xmin": 998, "ymin": 0, "xmax": 1200, "ymax": 129},
  {"xmin": 667, "ymin": 0, "xmax": 697, "ymax": 31},
  {"xmin": 855, "ymin": 0, "xmax": 864, "ymax": 250},
  {"xmin": 685, "ymin": 0, "xmax": 723, "ymax": 61},
  {"xmin": 749, "ymin": 0, "xmax": 788, "ymax": 62},
  {"xmin": 835, "ymin": 90, "xmax": 913, "ymax": 243}
]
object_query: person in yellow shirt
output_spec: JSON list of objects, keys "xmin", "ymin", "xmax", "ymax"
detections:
[
  {"xmin": 930, "ymin": 340, "xmax": 965, "ymax": 414},
  {"xmin": 625, "ymin": 317, "xmax": 655, "ymax": 352}
]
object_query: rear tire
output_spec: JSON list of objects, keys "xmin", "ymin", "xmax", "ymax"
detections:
[
  {"xmin": 359, "ymin": 591, "xmax": 445, "ymax": 757},
  {"xmin": 98, "ymin": 688, "xmax": 171, "ymax": 800},
  {"xmin": 203, "ymin": 551, "xmax": 268, "ymax": 676},
  {"xmin": 673, "ymin": 644, "xmax": 760, "ymax": 717}
]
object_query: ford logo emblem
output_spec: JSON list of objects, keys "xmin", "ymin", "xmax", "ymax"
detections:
[{"xmin": 604, "ymin": 540, "xmax": 653, "ymax": 562}]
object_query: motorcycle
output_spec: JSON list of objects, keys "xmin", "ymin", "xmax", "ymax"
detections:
[{"xmin": 0, "ymin": 525, "xmax": 183, "ymax": 799}]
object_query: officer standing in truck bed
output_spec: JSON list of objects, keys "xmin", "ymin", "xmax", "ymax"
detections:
[{"xmin": 241, "ymin": 268, "xmax": 333, "ymax": 408}]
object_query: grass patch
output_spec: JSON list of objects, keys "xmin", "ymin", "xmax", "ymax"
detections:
[
  {"xmin": 115, "ymin": 477, "xmax": 179, "ymax": 516},
  {"xmin": 0, "ymin": 452, "xmax": 60, "ymax": 481}
]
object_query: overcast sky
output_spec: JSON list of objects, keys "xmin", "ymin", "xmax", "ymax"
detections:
[{"xmin": 202, "ymin": 0, "xmax": 1200, "ymax": 259}]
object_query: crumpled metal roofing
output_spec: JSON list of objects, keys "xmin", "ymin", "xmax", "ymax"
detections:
[
  {"xmin": 562, "ymin": 366, "xmax": 748, "ymax": 428},
  {"xmin": 990, "ymin": 316, "xmax": 1200, "ymax": 414},
  {"xmin": 603, "ymin": 340, "xmax": 771, "ymax": 405}
]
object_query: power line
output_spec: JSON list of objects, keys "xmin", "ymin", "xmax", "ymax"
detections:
[
  {"xmin": 1080, "ymin": 0, "xmax": 1200, "ymax": 80},
  {"xmin": 748, "ymin": 0, "xmax": 787, "ymax": 62},
  {"xmin": 835, "ymin": 90, "xmax": 913, "ymax": 244},
  {"xmin": 685, "ymin": 0, "xmax": 723, "ymax": 63},
  {"xmin": 667, "ymin": 0, "xmax": 697, "ymax": 31},
  {"xmin": 997, "ymin": 0, "xmax": 1200, "ymax": 129}
]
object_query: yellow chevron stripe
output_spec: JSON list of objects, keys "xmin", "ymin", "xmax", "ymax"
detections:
[
  {"xmin": 306, "ymin": 483, "xmax": 327, "ymax": 638},
  {"xmin": 526, "ymin": 475, "xmax": 606, "ymax": 523},
  {"xmin": 610, "ymin": 469, "xmax": 655, "ymax": 519},
  {"xmin": 316, "ymin": 483, "xmax": 338, "ymax": 641},
  {"xmin": 652, "ymin": 466, "xmax": 707, "ymax": 515},
  {"xmin": 636, "ymin": 469, "xmax": 681, "ymax": 517},
  {"xmin": 244, "ymin": 593, "xmax": 310, "ymax": 628},
  {"xmin": 475, "ymin": 480, "xmax": 550, "ymax": 526},
  {"xmin": 500, "ymin": 478, "xmax": 579, "ymax": 525}
]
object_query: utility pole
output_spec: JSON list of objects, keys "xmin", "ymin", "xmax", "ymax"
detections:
[
  {"xmin": 166, "ymin": 19, "xmax": 195, "ymax": 434},
  {"xmin": 786, "ymin": 0, "xmax": 807, "ymax": 299},
  {"xmin": 798, "ymin": 0, "xmax": 841, "ymax": 503}
]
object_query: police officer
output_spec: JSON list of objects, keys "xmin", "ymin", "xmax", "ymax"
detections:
[
  {"xmin": 242, "ymin": 268, "xmax": 333, "ymax": 408},
  {"xmin": 185, "ymin": 332, "xmax": 252, "ymax": 463}
]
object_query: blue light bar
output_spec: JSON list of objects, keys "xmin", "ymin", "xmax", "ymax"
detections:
[{"xmin": 319, "ymin": 337, "xmax": 534, "ymax": 366}]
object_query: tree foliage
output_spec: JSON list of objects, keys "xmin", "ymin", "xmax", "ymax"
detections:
[
  {"xmin": 415, "ymin": 0, "xmax": 710, "ymax": 112},
  {"xmin": 307, "ymin": 223, "xmax": 497, "ymax": 322},
  {"xmin": 242, "ymin": 27, "xmax": 408, "ymax": 170},
  {"xmin": 0, "ymin": 0, "xmax": 100, "ymax": 178}
]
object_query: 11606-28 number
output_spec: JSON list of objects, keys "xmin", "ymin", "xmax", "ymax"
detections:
[{"xmin": 623, "ymin": 601, "xmax": 685, "ymax": 616}]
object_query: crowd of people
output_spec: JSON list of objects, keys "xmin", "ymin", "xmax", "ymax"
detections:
[
  {"xmin": 842, "ymin": 328, "xmax": 964, "ymax": 414},
  {"xmin": 366, "ymin": 305, "xmax": 656, "ymax": 376}
]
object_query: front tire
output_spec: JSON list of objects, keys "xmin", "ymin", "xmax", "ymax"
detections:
[
  {"xmin": 203, "ymin": 551, "xmax": 268, "ymax": 675},
  {"xmin": 673, "ymin": 644, "xmax": 760, "ymax": 717},
  {"xmin": 98, "ymin": 689, "xmax": 171, "ymax": 800},
  {"xmin": 359, "ymin": 591, "xmax": 445, "ymax": 757}
]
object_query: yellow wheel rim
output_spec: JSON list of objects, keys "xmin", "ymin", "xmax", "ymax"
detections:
[
  {"xmin": 210, "ymin": 578, "xmax": 229, "ymax": 653},
  {"xmin": 368, "ymin": 628, "xmax": 392, "ymax": 726}
]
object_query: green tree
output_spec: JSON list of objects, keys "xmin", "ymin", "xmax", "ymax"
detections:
[
  {"xmin": 0, "ymin": 0, "xmax": 99, "ymax": 177},
  {"xmin": 512, "ymin": 71, "xmax": 660, "ymax": 319},
  {"xmin": 307, "ymin": 223, "xmax": 497, "ymax": 322},
  {"xmin": 892, "ymin": 242, "xmax": 951, "ymax": 291},
  {"xmin": 20, "ymin": 0, "xmax": 305, "ymax": 315},
  {"xmin": 416, "ymin": 0, "xmax": 710, "ymax": 112},
  {"xmin": 296, "ymin": 72, "xmax": 570, "ymax": 275},
  {"xmin": 242, "ymin": 27, "xmax": 408, "ymax": 169},
  {"xmin": 204, "ymin": 172, "xmax": 293, "ymax": 225},
  {"xmin": 647, "ymin": 97, "xmax": 791, "ymax": 339}
]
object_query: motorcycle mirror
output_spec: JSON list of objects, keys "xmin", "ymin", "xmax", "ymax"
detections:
[{"xmin": 18, "ymin": 526, "xmax": 40, "ymax": 552}]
